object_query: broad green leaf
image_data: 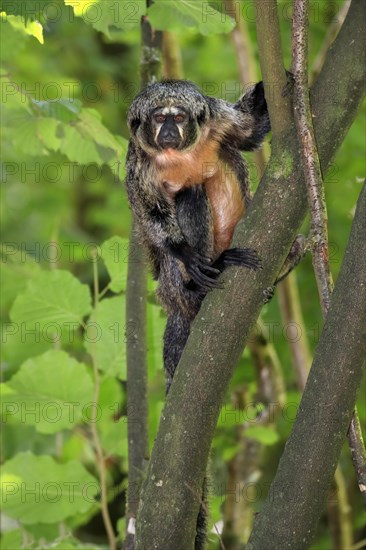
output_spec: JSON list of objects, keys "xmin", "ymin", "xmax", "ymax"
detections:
[
  {"xmin": 148, "ymin": 0, "xmax": 235, "ymax": 36},
  {"xmin": 0, "ymin": 15, "xmax": 27, "ymax": 60},
  {"xmin": 98, "ymin": 376, "xmax": 124, "ymax": 414},
  {"xmin": 100, "ymin": 416, "xmax": 128, "ymax": 458},
  {"xmin": 77, "ymin": 109, "xmax": 125, "ymax": 157},
  {"xmin": 100, "ymin": 236, "xmax": 129, "ymax": 293},
  {"xmin": 244, "ymin": 425, "xmax": 280, "ymax": 446},
  {"xmin": 10, "ymin": 270, "xmax": 92, "ymax": 334},
  {"xmin": 57, "ymin": 111, "xmax": 126, "ymax": 166},
  {"xmin": 0, "ymin": 452, "xmax": 98, "ymax": 524},
  {"xmin": 7, "ymin": 114, "xmax": 48, "ymax": 156},
  {"xmin": 0, "ymin": 13, "xmax": 44, "ymax": 43},
  {"xmin": 0, "ymin": 76, "xmax": 31, "ymax": 116},
  {"xmin": 19, "ymin": 522, "xmax": 59, "ymax": 544},
  {"xmin": 65, "ymin": 0, "xmax": 145, "ymax": 38},
  {"xmin": 84, "ymin": 296, "xmax": 126, "ymax": 379},
  {"xmin": 1, "ymin": 350, "xmax": 94, "ymax": 434},
  {"xmin": 58, "ymin": 123, "xmax": 102, "ymax": 165},
  {"xmin": 0, "ymin": 1, "xmax": 52, "ymax": 22},
  {"xmin": 222, "ymin": 443, "xmax": 242, "ymax": 461},
  {"xmin": 0, "ymin": 529, "xmax": 23, "ymax": 550},
  {"xmin": 36, "ymin": 117, "xmax": 61, "ymax": 151},
  {"xmin": 0, "ymin": 244, "xmax": 41, "ymax": 309},
  {"xmin": 32, "ymin": 98, "xmax": 82, "ymax": 122},
  {"xmin": 1, "ymin": 322, "xmax": 61, "ymax": 369}
]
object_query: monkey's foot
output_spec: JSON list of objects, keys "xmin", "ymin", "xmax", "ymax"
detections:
[
  {"xmin": 215, "ymin": 247, "xmax": 262, "ymax": 271},
  {"xmin": 263, "ymin": 286, "xmax": 275, "ymax": 303}
]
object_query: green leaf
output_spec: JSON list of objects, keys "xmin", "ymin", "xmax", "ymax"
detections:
[
  {"xmin": 244, "ymin": 425, "xmax": 280, "ymax": 446},
  {"xmin": 0, "ymin": 16, "xmax": 27, "ymax": 60},
  {"xmin": 0, "ymin": 529, "xmax": 23, "ymax": 550},
  {"xmin": 100, "ymin": 236, "xmax": 129, "ymax": 293},
  {"xmin": 1, "ymin": 350, "xmax": 94, "ymax": 434},
  {"xmin": 147, "ymin": 0, "xmax": 235, "ymax": 36},
  {"xmin": 100, "ymin": 416, "xmax": 128, "ymax": 457},
  {"xmin": 84, "ymin": 296, "xmax": 126, "ymax": 379},
  {"xmin": 21, "ymin": 522, "xmax": 60, "ymax": 544},
  {"xmin": 56, "ymin": 110, "xmax": 126, "ymax": 166},
  {"xmin": 10, "ymin": 270, "xmax": 92, "ymax": 334},
  {"xmin": 64, "ymin": 0, "xmax": 146, "ymax": 38},
  {"xmin": 0, "ymin": 244, "xmax": 41, "ymax": 309},
  {"xmin": 7, "ymin": 113, "xmax": 48, "ymax": 156},
  {"xmin": 0, "ymin": 1, "xmax": 52, "ymax": 22},
  {"xmin": 0, "ymin": 452, "xmax": 98, "ymax": 524},
  {"xmin": 58, "ymin": 122, "xmax": 102, "ymax": 165},
  {"xmin": 0, "ymin": 13, "xmax": 44, "ymax": 43},
  {"xmin": 0, "ymin": 76, "xmax": 31, "ymax": 116},
  {"xmin": 32, "ymin": 98, "xmax": 82, "ymax": 122},
  {"xmin": 36, "ymin": 117, "xmax": 61, "ymax": 151},
  {"xmin": 222, "ymin": 443, "xmax": 242, "ymax": 461}
]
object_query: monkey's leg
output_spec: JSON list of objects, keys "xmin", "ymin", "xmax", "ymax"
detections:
[
  {"xmin": 163, "ymin": 312, "xmax": 192, "ymax": 393},
  {"xmin": 164, "ymin": 186, "xmax": 211, "ymax": 548}
]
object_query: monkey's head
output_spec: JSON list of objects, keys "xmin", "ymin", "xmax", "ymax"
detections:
[{"xmin": 128, "ymin": 80, "xmax": 210, "ymax": 154}]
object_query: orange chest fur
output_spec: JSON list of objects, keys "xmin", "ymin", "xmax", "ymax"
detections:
[{"xmin": 153, "ymin": 141, "xmax": 245, "ymax": 255}]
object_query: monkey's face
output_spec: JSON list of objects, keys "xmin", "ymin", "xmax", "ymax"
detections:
[
  {"xmin": 128, "ymin": 80, "xmax": 210, "ymax": 155},
  {"xmin": 135, "ymin": 104, "xmax": 203, "ymax": 154},
  {"xmin": 151, "ymin": 106, "xmax": 190, "ymax": 150}
]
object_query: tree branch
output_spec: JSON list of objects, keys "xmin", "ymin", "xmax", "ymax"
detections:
[
  {"xmin": 247, "ymin": 181, "xmax": 366, "ymax": 550},
  {"xmin": 135, "ymin": 1, "xmax": 365, "ymax": 547},
  {"xmin": 292, "ymin": 0, "xmax": 333, "ymax": 313},
  {"xmin": 311, "ymin": 0, "xmax": 351, "ymax": 83},
  {"xmin": 124, "ymin": 6, "xmax": 162, "ymax": 548},
  {"xmin": 292, "ymin": 0, "xmax": 366, "ymax": 507},
  {"xmin": 253, "ymin": 0, "xmax": 292, "ymax": 136}
]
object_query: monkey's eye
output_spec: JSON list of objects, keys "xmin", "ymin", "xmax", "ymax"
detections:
[
  {"xmin": 154, "ymin": 114, "xmax": 166, "ymax": 123},
  {"xmin": 174, "ymin": 114, "xmax": 186, "ymax": 123}
]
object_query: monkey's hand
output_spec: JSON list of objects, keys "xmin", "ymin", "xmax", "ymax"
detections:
[{"xmin": 168, "ymin": 242, "xmax": 222, "ymax": 292}]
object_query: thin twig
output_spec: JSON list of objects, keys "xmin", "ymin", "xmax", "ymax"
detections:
[
  {"xmin": 347, "ymin": 410, "xmax": 366, "ymax": 504},
  {"xmin": 292, "ymin": 0, "xmax": 333, "ymax": 313},
  {"xmin": 125, "ymin": 4, "xmax": 162, "ymax": 548},
  {"xmin": 90, "ymin": 250, "xmax": 116, "ymax": 550},
  {"xmin": 277, "ymin": 274, "xmax": 311, "ymax": 391}
]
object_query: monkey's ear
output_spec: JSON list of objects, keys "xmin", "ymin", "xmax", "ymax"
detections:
[
  {"xmin": 197, "ymin": 109, "xmax": 207, "ymax": 126},
  {"xmin": 129, "ymin": 117, "xmax": 141, "ymax": 134},
  {"xmin": 251, "ymin": 81, "xmax": 267, "ymax": 117}
]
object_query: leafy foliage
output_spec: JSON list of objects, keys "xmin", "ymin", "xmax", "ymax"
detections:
[
  {"xmin": 0, "ymin": 0, "xmax": 364, "ymax": 548},
  {"xmin": 10, "ymin": 270, "xmax": 92, "ymax": 332},
  {"xmin": 147, "ymin": 0, "xmax": 235, "ymax": 36},
  {"xmin": 1, "ymin": 350, "xmax": 94, "ymax": 433},
  {"xmin": 1, "ymin": 452, "xmax": 98, "ymax": 524}
]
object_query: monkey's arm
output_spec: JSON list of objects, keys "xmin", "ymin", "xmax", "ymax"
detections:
[
  {"xmin": 233, "ymin": 81, "xmax": 271, "ymax": 150},
  {"xmin": 207, "ymin": 82, "xmax": 271, "ymax": 152},
  {"xmin": 126, "ymin": 147, "xmax": 220, "ymax": 291}
]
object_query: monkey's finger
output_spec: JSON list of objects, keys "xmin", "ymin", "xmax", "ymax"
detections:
[
  {"xmin": 197, "ymin": 263, "xmax": 221, "ymax": 276},
  {"xmin": 190, "ymin": 266, "xmax": 223, "ymax": 290},
  {"xmin": 191, "ymin": 251, "xmax": 215, "ymax": 266}
]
